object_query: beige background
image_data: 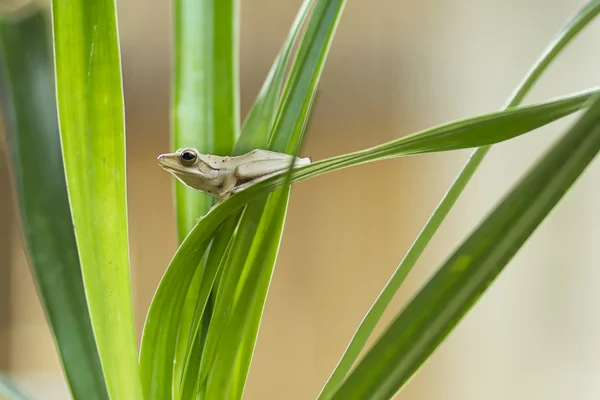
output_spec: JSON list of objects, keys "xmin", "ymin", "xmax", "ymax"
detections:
[{"xmin": 2, "ymin": 0, "xmax": 600, "ymax": 399}]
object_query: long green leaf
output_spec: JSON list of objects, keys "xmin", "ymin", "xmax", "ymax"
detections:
[
  {"xmin": 317, "ymin": 2, "xmax": 600, "ymax": 397},
  {"xmin": 233, "ymin": 0, "xmax": 315, "ymax": 156},
  {"xmin": 0, "ymin": 7, "xmax": 108, "ymax": 399},
  {"xmin": 228, "ymin": 88, "xmax": 598, "ymax": 199},
  {"xmin": 170, "ymin": 0, "xmax": 240, "ymax": 396},
  {"xmin": 269, "ymin": 0, "xmax": 345, "ymax": 153},
  {"xmin": 331, "ymin": 92, "xmax": 600, "ymax": 400},
  {"xmin": 139, "ymin": 85, "xmax": 594, "ymax": 399},
  {"xmin": 155, "ymin": 89, "xmax": 596, "ymax": 239},
  {"xmin": 139, "ymin": 208, "xmax": 226, "ymax": 399},
  {"xmin": 50, "ymin": 1, "xmax": 142, "ymax": 398},
  {"xmin": 172, "ymin": 0, "xmax": 239, "ymax": 240},
  {"xmin": 147, "ymin": 0, "xmax": 311, "ymax": 396},
  {"xmin": 203, "ymin": 1, "xmax": 346, "ymax": 397},
  {"xmin": 205, "ymin": 188, "xmax": 291, "ymax": 400},
  {"xmin": 176, "ymin": 0, "xmax": 318, "ymax": 396},
  {"xmin": 177, "ymin": 215, "xmax": 239, "ymax": 399}
]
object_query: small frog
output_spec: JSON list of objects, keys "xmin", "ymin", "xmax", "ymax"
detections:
[{"xmin": 157, "ymin": 148, "xmax": 311, "ymax": 202}]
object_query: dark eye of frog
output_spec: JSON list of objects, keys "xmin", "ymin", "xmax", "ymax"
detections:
[{"xmin": 180, "ymin": 150, "xmax": 197, "ymax": 166}]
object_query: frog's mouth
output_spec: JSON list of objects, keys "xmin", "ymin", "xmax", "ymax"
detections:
[
  {"xmin": 157, "ymin": 155, "xmax": 202, "ymax": 185},
  {"xmin": 156, "ymin": 154, "xmax": 179, "ymax": 171}
]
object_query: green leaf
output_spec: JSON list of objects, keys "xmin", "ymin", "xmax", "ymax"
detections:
[
  {"xmin": 149, "ymin": 91, "xmax": 597, "ymax": 397},
  {"xmin": 317, "ymin": 2, "xmax": 600, "ymax": 397},
  {"xmin": 177, "ymin": 215, "xmax": 239, "ymax": 399},
  {"xmin": 269, "ymin": 0, "xmax": 345, "ymax": 154},
  {"xmin": 205, "ymin": 188, "xmax": 291, "ymax": 400},
  {"xmin": 139, "ymin": 207, "xmax": 228, "ymax": 400},
  {"xmin": 151, "ymin": 89, "xmax": 597, "ymax": 242},
  {"xmin": 202, "ymin": 1, "xmax": 345, "ymax": 397},
  {"xmin": 507, "ymin": 0, "xmax": 600, "ymax": 107},
  {"xmin": 0, "ymin": 7, "xmax": 108, "ymax": 400},
  {"xmin": 172, "ymin": 0, "xmax": 239, "ymax": 240},
  {"xmin": 233, "ymin": 0, "xmax": 315, "ymax": 155},
  {"xmin": 138, "ymin": 85, "xmax": 594, "ymax": 400},
  {"xmin": 144, "ymin": 0, "xmax": 306, "ymax": 393},
  {"xmin": 232, "ymin": 88, "xmax": 599, "ymax": 199},
  {"xmin": 172, "ymin": 0, "xmax": 319, "ymax": 396},
  {"xmin": 331, "ymin": 92, "xmax": 600, "ymax": 400},
  {"xmin": 172, "ymin": 0, "xmax": 313, "ymax": 392},
  {"xmin": 170, "ymin": 0, "xmax": 240, "ymax": 396},
  {"xmin": 0, "ymin": 375, "xmax": 34, "ymax": 400},
  {"xmin": 50, "ymin": 1, "xmax": 142, "ymax": 399}
]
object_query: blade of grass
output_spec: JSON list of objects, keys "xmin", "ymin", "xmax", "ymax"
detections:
[
  {"xmin": 172, "ymin": 1, "xmax": 314, "ymax": 397},
  {"xmin": 233, "ymin": 0, "xmax": 315, "ymax": 155},
  {"xmin": 203, "ymin": 1, "xmax": 345, "ymax": 396},
  {"xmin": 50, "ymin": 1, "xmax": 142, "ymax": 398},
  {"xmin": 194, "ymin": 198, "xmax": 270, "ymax": 394},
  {"xmin": 139, "ymin": 208, "xmax": 226, "ymax": 399},
  {"xmin": 176, "ymin": 215, "xmax": 239, "ymax": 400},
  {"xmin": 331, "ymin": 91, "xmax": 600, "ymax": 400},
  {"xmin": 224, "ymin": 94, "xmax": 320, "ymax": 400},
  {"xmin": 172, "ymin": 259, "xmax": 203, "ymax": 399},
  {"xmin": 0, "ymin": 7, "xmax": 108, "ymax": 399},
  {"xmin": 229, "ymin": 87, "xmax": 599, "ymax": 198},
  {"xmin": 269, "ymin": 0, "xmax": 345, "ymax": 154},
  {"xmin": 206, "ymin": 110, "xmax": 312, "ymax": 399},
  {"xmin": 171, "ymin": 92, "xmax": 600, "ymax": 386},
  {"xmin": 204, "ymin": 188, "xmax": 291, "ymax": 400},
  {"xmin": 154, "ymin": 88, "xmax": 597, "ymax": 237},
  {"xmin": 317, "ymin": 2, "xmax": 600, "ymax": 397},
  {"xmin": 147, "ymin": 0, "xmax": 314, "ymax": 396},
  {"xmin": 172, "ymin": 0, "xmax": 239, "ymax": 240},
  {"xmin": 139, "ymin": 85, "xmax": 594, "ymax": 399},
  {"xmin": 171, "ymin": 0, "xmax": 240, "ymax": 395},
  {"xmin": 178, "ymin": 0, "xmax": 318, "ymax": 395}
]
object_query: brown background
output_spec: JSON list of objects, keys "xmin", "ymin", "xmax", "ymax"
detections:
[{"xmin": 2, "ymin": 0, "xmax": 600, "ymax": 399}]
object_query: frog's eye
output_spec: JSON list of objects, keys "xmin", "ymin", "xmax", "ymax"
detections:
[{"xmin": 180, "ymin": 150, "xmax": 197, "ymax": 166}]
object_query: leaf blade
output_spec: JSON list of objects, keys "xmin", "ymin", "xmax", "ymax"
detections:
[
  {"xmin": 172, "ymin": 0, "xmax": 240, "ymax": 239},
  {"xmin": 236, "ymin": 88, "xmax": 599, "ymax": 197},
  {"xmin": 139, "ymin": 85, "xmax": 595, "ymax": 400},
  {"xmin": 0, "ymin": 7, "xmax": 108, "ymax": 399},
  {"xmin": 317, "ymin": 2, "xmax": 600, "ymax": 396},
  {"xmin": 331, "ymin": 93, "xmax": 600, "ymax": 400},
  {"xmin": 50, "ymin": 0, "xmax": 142, "ymax": 398},
  {"xmin": 166, "ymin": 0, "xmax": 240, "ymax": 397},
  {"xmin": 203, "ymin": 1, "xmax": 346, "ymax": 396},
  {"xmin": 139, "ymin": 208, "xmax": 225, "ymax": 399}
]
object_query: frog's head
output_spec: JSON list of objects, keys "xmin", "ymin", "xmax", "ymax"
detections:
[{"xmin": 157, "ymin": 148, "xmax": 215, "ymax": 190}]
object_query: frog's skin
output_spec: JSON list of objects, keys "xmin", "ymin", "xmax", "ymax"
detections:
[{"xmin": 157, "ymin": 148, "xmax": 311, "ymax": 202}]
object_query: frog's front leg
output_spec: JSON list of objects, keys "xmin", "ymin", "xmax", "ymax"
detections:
[
  {"xmin": 196, "ymin": 199, "xmax": 221, "ymax": 223},
  {"xmin": 195, "ymin": 177, "xmax": 237, "ymax": 223},
  {"xmin": 226, "ymin": 170, "xmax": 285, "ymax": 197}
]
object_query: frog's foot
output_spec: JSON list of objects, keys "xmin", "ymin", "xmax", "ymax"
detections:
[{"xmin": 195, "ymin": 202, "xmax": 220, "ymax": 224}]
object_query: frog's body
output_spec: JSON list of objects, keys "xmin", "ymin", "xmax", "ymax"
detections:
[{"xmin": 157, "ymin": 148, "xmax": 311, "ymax": 202}]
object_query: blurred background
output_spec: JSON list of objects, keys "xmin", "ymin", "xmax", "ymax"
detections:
[{"xmin": 2, "ymin": 0, "xmax": 600, "ymax": 399}]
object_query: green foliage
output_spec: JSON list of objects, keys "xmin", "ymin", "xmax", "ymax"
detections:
[
  {"xmin": 50, "ymin": 0, "xmax": 143, "ymax": 398},
  {"xmin": 172, "ymin": 0, "xmax": 239, "ymax": 240},
  {"xmin": 170, "ymin": 1, "xmax": 240, "ymax": 397},
  {"xmin": 318, "ymin": 2, "xmax": 600, "ymax": 396},
  {"xmin": 1, "ymin": 1, "xmax": 599, "ymax": 399},
  {"xmin": 332, "ymin": 93, "xmax": 600, "ymax": 399},
  {"xmin": 0, "ymin": 7, "xmax": 108, "ymax": 399}
]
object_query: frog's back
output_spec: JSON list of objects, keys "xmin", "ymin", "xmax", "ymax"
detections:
[{"xmin": 197, "ymin": 154, "xmax": 234, "ymax": 170}]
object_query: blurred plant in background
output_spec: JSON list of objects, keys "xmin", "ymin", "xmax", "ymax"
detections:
[{"xmin": 0, "ymin": 0, "xmax": 600, "ymax": 399}]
